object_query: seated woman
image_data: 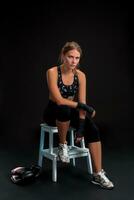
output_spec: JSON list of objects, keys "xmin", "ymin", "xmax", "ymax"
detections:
[{"xmin": 43, "ymin": 41, "xmax": 114, "ymax": 190}]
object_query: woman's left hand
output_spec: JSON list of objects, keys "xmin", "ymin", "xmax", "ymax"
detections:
[{"xmin": 75, "ymin": 135, "xmax": 84, "ymax": 143}]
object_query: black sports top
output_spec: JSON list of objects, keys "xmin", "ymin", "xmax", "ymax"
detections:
[{"xmin": 57, "ymin": 66, "xmax": 79, "ymax": 98}]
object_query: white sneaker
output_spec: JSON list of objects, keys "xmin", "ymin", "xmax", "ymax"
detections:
[
  {"xmin": 91, "ymin": 169, "xmax": 114, "ymax": 189},
  {"xmin": 58, "ymin": 143, "xmax": 70, "ymax": 163}
]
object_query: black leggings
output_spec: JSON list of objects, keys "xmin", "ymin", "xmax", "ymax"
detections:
[{"xmin": 43, "ymin": 100, "xmax": 101, "ymax": 144}]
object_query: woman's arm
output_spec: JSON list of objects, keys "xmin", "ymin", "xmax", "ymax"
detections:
[
  {"xmin": 77, "ymin": 70, "xmax": 96, "ymax": 118},
  {"xmin": 46, "ymin": 67, "xmax": 78, "ymax": 108},
  {"xmin": 75, "ymin": 70, "xmax": 96, "ymax": 143},
  {"xmin": 77, "ymin": 70, "xmax": 87, "ymax": 119}
]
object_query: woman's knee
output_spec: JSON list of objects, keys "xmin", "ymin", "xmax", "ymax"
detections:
[{"xmin": 84, "ymin": 117, "xmax": 101, "ymax": 143}]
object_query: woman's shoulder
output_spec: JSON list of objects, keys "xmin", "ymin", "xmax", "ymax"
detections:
[
  {"xmin": 46, "ymin": 66, "xmax": 58, "ymax": 79},
  {"xmin": 76, "ymin": 68, "xmax": 86, "ymax": 79},
  {"xmin": 47, "ymin": 66, "xmax": 58, "ymax": 73},
  {"xmin": 46, "ymin": 66, "xmax": 59, "ymax": 76}
]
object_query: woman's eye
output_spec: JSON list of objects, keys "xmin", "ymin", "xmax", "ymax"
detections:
[{"xmin": 67, "ymin": 56, "xmax": 80, "ymax": 60}]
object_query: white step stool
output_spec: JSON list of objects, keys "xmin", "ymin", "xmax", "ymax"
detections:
[{"xmin": 38, "ymin": 123, "xmax": 93, "ymax": 182}]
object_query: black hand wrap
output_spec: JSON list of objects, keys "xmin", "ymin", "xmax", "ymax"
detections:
[
  {"xmin": 76, "ymin": 118, "xmax": 85, "ymax": 138},
  {"xmin": 77, "ymin": 102, "xmax": 94, "ymax": 116}
]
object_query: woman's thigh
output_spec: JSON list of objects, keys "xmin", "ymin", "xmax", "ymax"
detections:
[{"xmin": 43, "ymin": 100, "xmax": 72, "ymax": 126}]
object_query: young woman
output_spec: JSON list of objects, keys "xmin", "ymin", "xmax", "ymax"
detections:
[{"xmin": 43, "ymin": 41, "xmax": 114, "ymax": 189}]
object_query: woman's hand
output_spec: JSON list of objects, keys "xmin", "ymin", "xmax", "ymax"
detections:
[
  {"xmin": 75, "ymin": 135, "xmax": 84, "ymax": 143},
  {"xmin": 77, "ymin": 102, "xmax": 95, "ymax": 117},
  {"xmin": 75, "ymin": 118, "xmax": 85, "ymax": 144}
]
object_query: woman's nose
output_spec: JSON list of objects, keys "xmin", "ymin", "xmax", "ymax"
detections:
[{"xmin": 72, "ymin": 58, "xmax": 76, "ymax": 63}]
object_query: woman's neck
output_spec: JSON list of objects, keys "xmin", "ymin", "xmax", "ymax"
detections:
[{"xmin": 61, "ymin": 64, "xmax": 73, "ymax": 74}]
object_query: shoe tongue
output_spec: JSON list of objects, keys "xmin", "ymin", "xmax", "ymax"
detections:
[
  {"xmin": 95, "ymin": 170, "xmax": 102, "ymax": 175},
  {"xmin": 59, "ymin": 143, "xmax": 67, "ymax": 148}
]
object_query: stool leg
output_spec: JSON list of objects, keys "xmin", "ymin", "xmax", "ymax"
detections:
[
  {"xmin": 70, "ymin": 129, "xmax": 75, "ymax": 166},
  {"xmin": 38, "ymin": 128, "xmax": 45, "ymax": 167},
  {"xmin": 80, "ymin": 138, "xmax": 85, "ymax": 148},
  {"xmin": 49, "ymin": 130, "xmax": 54, "ymax": 154},
  {"xmin": 81, "ymin": 138, "xmax": 93, "ymax": 174},
  {"xmin": 86, "ymin": 151, "xmax": 93, "ymax": 174},
  {"xmin": 52, "ymin": 156, "xmax": 57, "ymax": 182}
]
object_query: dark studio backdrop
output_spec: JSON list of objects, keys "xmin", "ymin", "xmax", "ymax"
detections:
[{"xmin": 0, "ymin": 1, "xmax": 133, "ymax": 151}]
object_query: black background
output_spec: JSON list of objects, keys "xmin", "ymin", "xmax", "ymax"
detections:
[{"xmin": 0, "ymin": 1, "xmax": 133, "ymax": 150}]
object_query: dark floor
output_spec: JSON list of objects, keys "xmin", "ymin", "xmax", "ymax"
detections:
[{"xmin": 0, "ymin": 144, "xmax": 134, "ymax": 200}]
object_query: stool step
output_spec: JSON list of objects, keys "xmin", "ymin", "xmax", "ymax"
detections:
[{"xmin": 40, "ymin": 146, "xmax": 89, "ymax": 161}]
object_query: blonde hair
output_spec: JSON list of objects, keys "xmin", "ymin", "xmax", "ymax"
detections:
[{"xmin": 59, "ymin": 41, "xmax": 82, "ymax": 63}]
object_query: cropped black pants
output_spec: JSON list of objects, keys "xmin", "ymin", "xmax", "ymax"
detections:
[{"xmin": 43, "ymin": 100, "xmax": 101, "ymax": 144}]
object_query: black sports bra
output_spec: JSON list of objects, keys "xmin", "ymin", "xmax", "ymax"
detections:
[{"xmin": 57, "ymin": 66, "xmax": 79, "ymax": 98}]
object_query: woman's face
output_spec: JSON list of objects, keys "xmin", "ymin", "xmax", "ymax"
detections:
[{"xmin": 62, "ymin": 49, "xmax": 80, "ymax": 69}]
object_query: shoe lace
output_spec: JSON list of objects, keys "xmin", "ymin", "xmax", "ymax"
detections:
[
  {"xmin": 59, "ymin": 144, "xmax": 68, "ymax": 157},
  {"xmin": 100, "ymin": 171, "xmax": 109, "ymax": 183},
  {"xmin": 62, "ymin": 144, "xmax": 68, "ymax": 156}
]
